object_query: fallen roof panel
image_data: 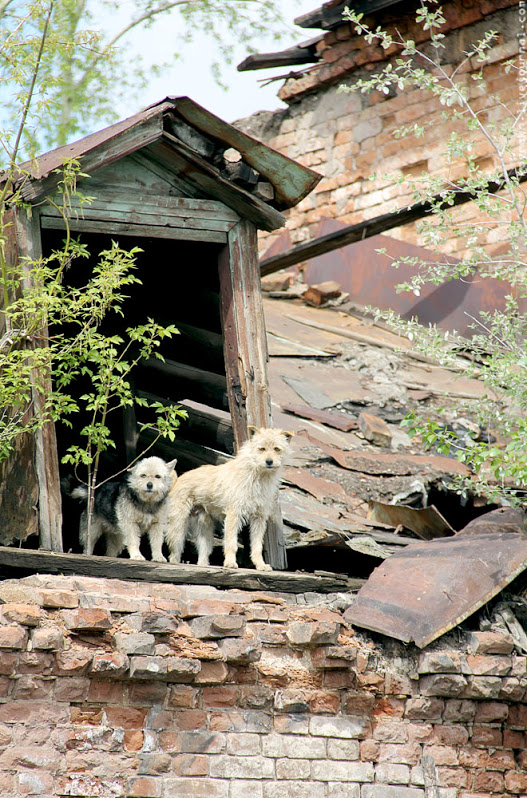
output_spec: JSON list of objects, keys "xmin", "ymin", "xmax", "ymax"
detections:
[{"xmin": 345, "ymin": 513, "xmax": 527, "ymax": 647}]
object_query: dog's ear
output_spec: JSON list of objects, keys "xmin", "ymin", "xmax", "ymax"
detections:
[
  {"xmin": 247, "ymin": 425, "xmax": 259, "ymax": 438},
  {"xmin": 166, "ymin": 458, "xmax": 178, "ymax": 471},
  {"xmin": 283, "ymin": 430, "xmax": 294, "ymax": 442}
]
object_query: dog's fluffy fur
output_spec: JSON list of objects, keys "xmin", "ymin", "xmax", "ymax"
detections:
[
  {"xmin": 72, "ymin": 456, "xmax": 177, "ymax": 561},
  {"xmin": 166, "ymin": 427, "xmax": 292, "ymax": 571}
]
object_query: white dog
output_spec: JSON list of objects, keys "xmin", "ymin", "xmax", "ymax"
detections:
[
  {"xmin": 165, "ymin": 427, "xmax": 292, "ymax": 571},
  {"xmin": 72, "ymin": 456, "xmax": 177, "ymax": 561}
]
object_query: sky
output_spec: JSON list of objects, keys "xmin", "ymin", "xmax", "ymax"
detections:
[{"xmin": 108, "ymin": 0, "xmax": 318, "ymax": 125}]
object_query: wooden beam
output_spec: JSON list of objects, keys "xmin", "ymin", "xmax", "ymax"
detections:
[
  {"xmin": 0, "ymin": 545, "xmax": 358, "ymax": 593},
  {"xmin": 14, "ymin": 208, "xmax": 63, "ymax": 552},
  {"xmin": 260, "ymin": 165, "xmax": 527, "ymax": 275},
  {"xmin": 138, "ymin": 358, "xmax": 229, "ymax": 411},
  {"xmin": 220, "ymin": 220, "xmax": 288, "ymax": 571},
  {"xmin": 40, "ymin": 216, "xmax": 228, "ymax": 244}
]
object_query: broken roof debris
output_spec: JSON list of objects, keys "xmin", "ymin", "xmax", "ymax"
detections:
[{"xmin": 262, "ymin": 289, "xmax": 527, "ymax": 647}]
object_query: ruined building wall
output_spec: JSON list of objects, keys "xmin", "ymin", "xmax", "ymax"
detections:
[
  {"xmin": 0, "ymin": 573, "xmax": 526, "ymax": 797},
  {"xmin": 238, "ymin": 0, "xmax": 521, "ymax": 262}
]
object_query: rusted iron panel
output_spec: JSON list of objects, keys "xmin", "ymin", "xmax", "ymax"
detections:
[
  {"xmin": 345, "ymin": 528, "xmax": 527, "ymax": 648},
  {"xmin": 261, "ymin": 223, "xmax": 515, "ymax": 336},
  {"xmin": 284, "ymin": 467, "xmax": 362, "ymax": 507},
  {"xmin": 368, "ymin": 501, "xmax": 455, "ymax": 540},
  {"xmin": 456, "ymin": 507, "xmax": 527, "ymax": 536},
  {"xmin": 282, "ymin": 403, "xmax": 358, "ymax": 432},
  {"xmin": 299, "ymin": 430, "xmax": 470, "ymax": 477}
]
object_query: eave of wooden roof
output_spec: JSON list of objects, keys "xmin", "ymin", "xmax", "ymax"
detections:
[{"xmin": 7, "ymin": 97, "xmax": 321, "ymax": 232}]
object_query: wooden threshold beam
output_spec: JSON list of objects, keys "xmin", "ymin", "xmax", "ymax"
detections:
[
  {"xmin": 0, "ymin": 546, "xmax": 361, "ymax": 594},
  {"xmin": 260, "ymin": 165, "xmax": 527, "ymax": 275}
]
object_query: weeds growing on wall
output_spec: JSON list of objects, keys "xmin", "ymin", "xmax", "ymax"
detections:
[{"xmin": 340, "ymin": 1, "xmax": 527, "ymax": 502}]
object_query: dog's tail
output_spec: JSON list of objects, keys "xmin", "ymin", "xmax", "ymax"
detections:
[{"xmin": 61, "ymin": 478, "xmax": 89, "ymax": 504}]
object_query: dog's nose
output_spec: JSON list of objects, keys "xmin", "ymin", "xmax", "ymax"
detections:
[
  {"xmin": 146, "ymin": 482, "xmax": 153, "ymax": 490},
  {"xmin": 265, "ymin": 458, "xmax": 274, "ymax": 467}
]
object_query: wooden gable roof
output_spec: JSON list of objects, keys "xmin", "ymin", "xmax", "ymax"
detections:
[{"xmin": 10, "ymin": 97, "xmax": 321, "ymax": 232}]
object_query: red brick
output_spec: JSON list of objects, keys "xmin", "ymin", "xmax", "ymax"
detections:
[
  {"xmin": 239, "ymin": 686, "xmax": 274, "ymax": 710},
  {"xmin": 378, "ymin": 742, "xmax": 422, "ymax": 765},
  {"xmin": 503, "ymin": 729, "xmax": 525, "ymax": 748},
  {"xmin": 88, "ymin": 680, "xmax": 124, "ymax": 704},
  {"xmin": 55, "ymin": 676, "xmax": 90, "ymax": 702},
  {"xmin": 309, "ymin": 690, "xmax": 340, "ymax": 714},
  {"xmin": 105, "ymin": 706, "xmax": 147, "ymax": 729},
  {"xmin": 405, "ymin": 697, "xmax": 444, "ymax": 720},
  {"xmin": 473, "ymin": 771, "xmax": 505, "ymax": 792},
  {"xmin": 202, "ymin": 687, "xmax": 238, "ymax": 708},
  {"xmin": 467, "ymin": 631, "xmax": 514, "ymax": 655},
  {"xmin": 70, "ymin": 707, "xmax": 104, "ymax": 725},
  {"xmin": 0, "ymin": 676, "xmax": 9, "ymax": 698},
  {"xmin": 17, "ymin": 770, "xmax": 55, "ymax": 794},
  {"xmin": 508, "ymin": 704, "xmax": 527, "ymax": 728},
  {"xmin": 0, "ymin": 653, "xmax": 16, "ymax": 676},
  {"xmin": 124, "ymin": 729, "xmax": 144, "ymax": 751},
  {"xmin": 172, "ymin": 754, "xmax": 208, "ymax": 776},
  {"xmin": 128, "ymin": 776, "xmax": 163, "ymax": 797},
  {"xmin": 129, "ymin": 682, "xmax": 168, "ymax": 705},
  {"xmin": 0, "ymin": 625, "xmax": 28, "ymax": 649},
  {"xmin": 54, "ymin": 649, "xmax": 93, "ymax": 675},
  {"xmin": 38, "ymin": 589, "xmax": 79, "ymax": 609},
  {"xmin": 168, "ymin": 685, "xmax": 199, "ymax": 709},
  {"xmin": 137, "ymin": 753, "xmax": 171, "ymax": 774},
  {"xmin": 63, "ymin": 607, "xmax": 112, "ymax": 630},
  {"xmin": 474, "ymin": 701, "xmax": 509, "ymax": 723},
  {"xmin": 470, "ymin": 725, "xmax": 503, "ymax": 746},
  {"xmin": 194, "ymin": 662, "xmax": 229, "ymax": 685},
  {"xmin": 360, "ymin": 739, "xmax": 380, "ymax": 761},
  {"xmin": 373, "ymin": 697, "xmax": 405, "ymax": 718},
  {"xmin": 466, "ymin": 655, "xmax": 511, "ymax": 676},
  {"xmin": 12, "ymin": 675, "xmax": 52, "ymax": 700},
  {"xmin": 505, "ymin": 771, "xmax": 527, "ymax": 792},
  {"xmin": 344, "ymin": 693, "xmax": 376, "ymax": 716},
  {"xmin": 458, "ymin": 748, "xmax": 516, "ymax": 771},
  {"xmin": 431, "ymin": 724, "xmax": 469, "ymax": 745},
  {"xmin": 436, "ymin": 766, "xmax": 469, "ymax": 788},
  {"xmin": 1, "ymin": 604, "xmax": 42, "ymax": 627},
  {"xmin": 423, "ymin": 744, "xmax": 459, "ymax": 766}
]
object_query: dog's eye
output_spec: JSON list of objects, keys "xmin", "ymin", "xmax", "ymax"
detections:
[
  {"xmin": 155, "ymin": 475, "xmax": 161, "ymax": 479},
  {"xmin": 274, "ymin": 447, "xmax": 281, "ymax": 453},
  {"xmin": 258, "ymin": 447, "xmax": 266, "ymax": 452},
  {"xmin": 140, "ymin": 474, "xmax": 146, "ymax": 478}
]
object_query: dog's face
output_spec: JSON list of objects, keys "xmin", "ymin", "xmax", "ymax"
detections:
[
  {"xmin": 127, "ymin": 456, "xmax": 177, "ymax": 503},
  {"xmin": 245, "ymin": 427, "xmax": 293, "ymax": 471}
]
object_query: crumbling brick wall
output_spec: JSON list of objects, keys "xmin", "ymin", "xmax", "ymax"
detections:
[
  {"xmin": 238, "ymin": 0, "xmax": 521, "ymax": 262},
  {"xmin": 0, "ymin": 574, "xmax": 526, "ymax": 796}
]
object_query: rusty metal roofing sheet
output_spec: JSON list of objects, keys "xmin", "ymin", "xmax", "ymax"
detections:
[
  {"xmin": 367, "ymin": 501, "xmax": 455, "ymax": 540},
  {"xmin": 345, "ymin": 523, "xmax": 527, "ymax": 648}
]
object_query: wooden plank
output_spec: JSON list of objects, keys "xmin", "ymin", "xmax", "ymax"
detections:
[
  {"xmin": 40, "ymin": 216, "xmax": 228, "ymax": 244},
  {"xmin": 139, "ymin": 428, "xmax": 230, "ymax": 471},
  {"xmin": 225, "ymin": 220, "xmax": 287, "ymax": 571},
  {"xmin": 136, "ymin": 392, "xmax": 234, "ymax": 454},
  {"xmin": 20, "ymin": 115, "xmax": 165, "ymax": 202},
  {"xmin": 281, "ymin": 374, "xmax": 337, "ymax": 409},
  {"xmin": 0, "ymin": 545, "xmax": 359, "ymax": 594},
  {"xmin": 14, "ymin": 207, "xmax": 63, "ymax": 552},
  {"xmin": 74, "ymin": 192, "xmax": 240, "ymax": 221},
  {"xmin": 41, "ymin": 205, "xmax": 236, "ymax": 233},
  {"xmin": 146, "ymin": 137, "xmax": 286, "ymax": 233},
  {"xmin": 138, "ymin": 358, "xmax": 229, "ymax": 411}
]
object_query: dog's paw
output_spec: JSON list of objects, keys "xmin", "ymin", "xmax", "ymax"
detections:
[
  {"xmin": 223, "ymin": 558, "xmax": 238, "ymax": 569},
  {"xmin": 130, "ymin": 552, "xmax": 146, "ymax": 561},
  {"xmin": 255, "ymin": 562, "xmax": 273, "ymax": 572},
  {"xmin": 168, "ymin": 554, "xmax": 181, "ymax": 564},
  {"xmin": 152, "ymin": 554, "xmax": 167, "ymax": 563}
]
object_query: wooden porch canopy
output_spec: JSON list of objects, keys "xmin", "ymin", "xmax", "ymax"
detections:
[{"xmin": 2, "ymin": 97, "xmax": 321, "ymax": 570}]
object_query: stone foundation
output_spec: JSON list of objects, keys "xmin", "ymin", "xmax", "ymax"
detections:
[{"xmin": 0, "ymin": 574, "xmax": 525, "ymax": 796}]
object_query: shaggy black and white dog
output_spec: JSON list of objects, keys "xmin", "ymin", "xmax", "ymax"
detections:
[{"xmin": 72, "ymin": 456, "xmax": 177, "ymax": 561}]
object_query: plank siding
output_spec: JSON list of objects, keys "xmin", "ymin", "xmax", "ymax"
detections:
[
  {"xmin": 40, "ymin": 217, "xmax": 228, "ymax": 244},
  {"xmin": 14, "ymin": 208, "xmax": 63, "ymax": 552}
]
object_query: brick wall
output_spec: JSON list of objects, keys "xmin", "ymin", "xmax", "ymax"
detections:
[
  {"xmin": 0, "ymin": 573, "xmax": 526, "ymax": 796},
  {"xmin": 238, "ymin": 0, "xmax": 521, "ymax": 262}
]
